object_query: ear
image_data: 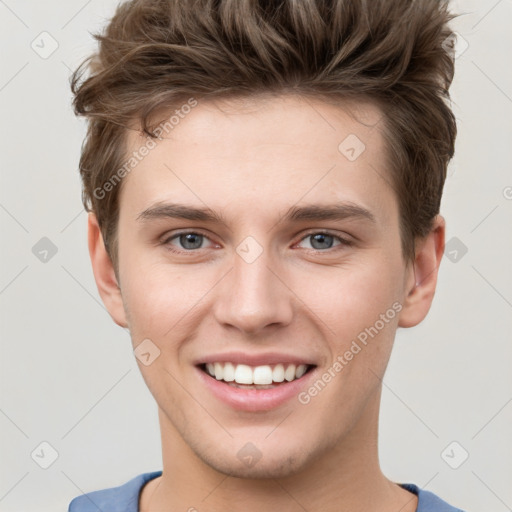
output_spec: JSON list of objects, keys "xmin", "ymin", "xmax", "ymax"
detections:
[
  {"xmin": 88, "ymin": 212, "xmax": 128, "ymax": 328},
  {"xmin": 398, "ymin": 215, "xmax": 445, "ymax": 328}
]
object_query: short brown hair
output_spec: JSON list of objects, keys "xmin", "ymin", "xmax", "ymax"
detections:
[{"xmin": 71, "ymin": 0, "xmax": 457, "ymax": 269}]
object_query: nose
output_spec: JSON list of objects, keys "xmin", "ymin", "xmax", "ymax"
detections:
[{"xmin": 213, "ymin": 245, "xmax": 294, "ymax": 335}]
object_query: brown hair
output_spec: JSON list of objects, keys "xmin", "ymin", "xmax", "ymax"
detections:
[{"xmin": 71, "ymin": 0, "xmax": 457, "ymax": 269}]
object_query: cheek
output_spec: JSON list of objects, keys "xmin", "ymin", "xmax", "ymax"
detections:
[
  {"xmin": 303, "ymin": 258, "xmax": 403, "ymax": 337},
  {"xmin": 302, "ymin": 266, "xmax": 402, "ymax": 414},
  {"xmin": 119, "ymin": 242, "xmax": 195, "ymax": 321},
  {"xmin": 301, "ymin": 260, "xmax": 404, "ymax": 393}
]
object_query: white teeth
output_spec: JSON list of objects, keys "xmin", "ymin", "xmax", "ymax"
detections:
[
  {"xmin": 284, "ymin": 364, "xmax": 296, "ymax": 382},
  {"xmin": 253, "ymin": 365, "xmax": 273, "ymax": 385},
  {"xmin": 204, "ymin": 362, "xmax": 310, "ymax": 384},
  {"xmin": 223, "ymin": 362, "xmax": 235, "ymax": 382},
  {"xmin": 234, "ymin": 364, "xmax": 253, "ymax": 384},
  {"xmin": 295, "ymin": 364, "xmax": 307, "ymax": 379},
  {"xmin": 214, "ymin": 362, "xmax": 224, "ymax": 380},
  {"xmin": 272, "ymin": 364, "xmax": 285, "ymax": 382}
]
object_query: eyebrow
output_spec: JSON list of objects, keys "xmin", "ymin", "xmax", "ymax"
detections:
[
  {"xmin": 137, "ymin": 203, "xmax": 230, "ymax": 227},
  {"xmin": 284, "ymin": 203, "xmax": 375, "ymax": 224},
  {"xmin": 136, "ymin": 201, "xmax": 376, "ymax": 227}
]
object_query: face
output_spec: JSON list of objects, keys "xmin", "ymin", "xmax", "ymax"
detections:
[{"xmin": 105, "ymin": 95, "xmax": 420, "ymax": 478}]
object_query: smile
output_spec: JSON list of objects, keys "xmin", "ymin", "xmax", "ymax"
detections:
[
  {"xmin": 196, "ymin": 358, "xmax": 317, "ymax": 411},
  {"xmin": 203, "ymin": 362, "xmax": 311, "ymax": 387}
]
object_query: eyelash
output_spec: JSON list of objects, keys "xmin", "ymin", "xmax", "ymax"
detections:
[{"xmin": 161, "ymin": 230, "xmax": 353, "ymax": 255}]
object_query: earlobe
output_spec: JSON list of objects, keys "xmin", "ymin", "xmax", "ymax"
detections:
[
  {"xmin": 398, "ymin": 215, "xmax": 445, "ymax": 328},
  {"xmin": 87, "ymin": 212, "xmax": 128, "ymax": 328}
]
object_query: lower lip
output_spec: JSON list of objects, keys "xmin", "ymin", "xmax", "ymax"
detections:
[{"xmin": 196, "ymin": 366, "xmax": 315, "ymax": 412}]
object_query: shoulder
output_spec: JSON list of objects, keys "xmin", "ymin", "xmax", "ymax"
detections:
[
  {"xmin": 401, "ymin": 483, "xmax": 467, "ymax": 512},
  {"xmin": 68, "ymin": 471, "xmax": 163, "ymax": 512}
]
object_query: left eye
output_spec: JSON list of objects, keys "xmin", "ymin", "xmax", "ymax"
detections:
[
  {"xmin": 297, "ymin": 232, "xmax": 347, "ymax": 251},
  {"xmin": 164, "ymin": 232, "xmax": 214, "ymax": 251}
]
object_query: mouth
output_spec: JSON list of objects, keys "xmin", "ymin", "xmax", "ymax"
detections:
[
  {"xmin": 195, "ymin": 360, "xmax": 317, "ymax": 411},
  {"xmin": 199, "ymin": 362, "xmax": 315, "ymax": 389}
]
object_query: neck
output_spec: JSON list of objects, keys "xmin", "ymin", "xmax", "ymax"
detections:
[{"xmin": 140, "ymin": 390, "xmax": 417, "ymax": 512}]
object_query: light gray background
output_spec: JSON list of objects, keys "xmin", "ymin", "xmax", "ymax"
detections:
[{"xmin": 1, "ymin": 1, "xmax": 511, "ymax": 511}]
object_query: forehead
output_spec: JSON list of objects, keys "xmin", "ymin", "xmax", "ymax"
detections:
[{"xmin": 120, "ymin": 94, "xmax": 396, "ymax": 226}]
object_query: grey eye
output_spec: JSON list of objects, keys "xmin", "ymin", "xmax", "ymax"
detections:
[
  {"xmin": 310, "ymin": 233, "xmax": 334, "ymax": 250},
  {"xmin": 178, "ymin": 233, "xmax": 204, "ymax": 250}
]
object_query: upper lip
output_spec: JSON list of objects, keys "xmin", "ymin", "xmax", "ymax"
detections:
[{"xmin": 195, "ymin": 351, "xmax": 317, "ymax": 367}]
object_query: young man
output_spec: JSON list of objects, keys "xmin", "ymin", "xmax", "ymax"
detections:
[{"xmin": 68, "ymin": 0, "xmax": 464, "ymax": 510}]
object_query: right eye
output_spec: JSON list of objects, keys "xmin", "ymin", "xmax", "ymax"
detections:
[{"xmin": 161, "ymin": 231, "xmax": 218, "ymax": 253}]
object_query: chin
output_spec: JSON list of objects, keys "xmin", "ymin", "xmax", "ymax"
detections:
[{"xmin": 201, "ymin": 450, "xmax": 309, "ymax": 480}]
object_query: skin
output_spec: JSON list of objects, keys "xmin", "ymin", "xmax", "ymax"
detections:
[{"xmin": 88, "ymin": 94, "xmax": 445, "ymax": 512}]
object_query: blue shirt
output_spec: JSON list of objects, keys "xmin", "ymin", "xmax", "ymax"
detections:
[{"xmin": 68, "ymin": 471, "xmax": 466, "ymax": 511}]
